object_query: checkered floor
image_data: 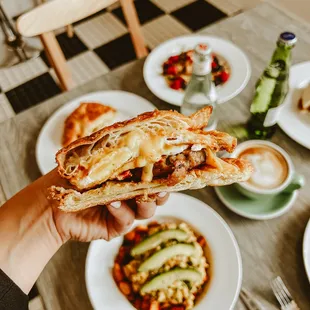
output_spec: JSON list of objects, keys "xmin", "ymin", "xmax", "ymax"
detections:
[
  {"xmin": 1, "ymin": 0, "xmax": 230, "ymax": 308},
  {"xmin": 0, "ymin": 0, "xmax": 229, "ymax": 124}
]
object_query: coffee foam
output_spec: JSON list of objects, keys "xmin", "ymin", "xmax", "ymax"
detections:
[{"xmin": 239, "ymin": 145, "xmax": 288, "ymax": 190}]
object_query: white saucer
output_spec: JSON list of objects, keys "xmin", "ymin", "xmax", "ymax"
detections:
[
  {"xmin": 35, "ymin": 90, "xmax": 155, "ymax": 175},
  {"xmin": 143, "ymin": 35, "xmax": 251, "ymax": 106},
  {"xmin": 215, "ymin": 185, "xmax": 298, "ymax": 220}
]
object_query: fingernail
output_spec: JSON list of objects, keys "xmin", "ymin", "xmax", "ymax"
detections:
[
  {"xmin": 110, "ymin": 201, "xmax": 121, "ymax": 208},
  {"xmin": 157, "ymin": 192, "xmax": 167, "ymax": 198}
]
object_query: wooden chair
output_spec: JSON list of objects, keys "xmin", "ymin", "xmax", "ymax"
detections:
[{"xmin": 16, "ymin": 0, "xmax": 148, "ymax": 91}]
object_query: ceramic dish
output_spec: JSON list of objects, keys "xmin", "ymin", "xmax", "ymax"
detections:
[
  {"xmin": 303, "ymin": 219, "xmax": 310, "ymax": 283},
  {"xmin": 215, "ymin": 185, "xmax": 298, "ymax": 220},
  {"xmin": 36, "ymin": 90, "xmax": 155, "ymax": 175},
  {"xmin": 278, "ymin": 62, "xmax": 310, "ymax": 150},
  {"xmin": 85, "ymin": 193, "xmax": 242, "ymax": 310},
  {"xmin": 143, "ymin": 35, "xmax": 251, "ymax": 106}
]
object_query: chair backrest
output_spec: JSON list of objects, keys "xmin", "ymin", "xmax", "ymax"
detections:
[{"xmin": 17, "ymin": 0, "xmax": 117, "ymax": 37}]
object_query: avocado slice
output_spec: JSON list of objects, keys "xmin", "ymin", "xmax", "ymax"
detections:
[
  {"xmin": 139, "ymin": 244, "xmax": 197, "ymax": 272},
  {"xmin": 131, "ymin": 229, "xmax": 189, "ymax": 256},
  {"xmin": 141, "ymin": 268, "xmax": 202, "ymax": 294}
]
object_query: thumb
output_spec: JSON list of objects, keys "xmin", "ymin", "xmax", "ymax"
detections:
[{"xmin": 106, "ymin": 201, "xmax": 135, "ymax": 233}]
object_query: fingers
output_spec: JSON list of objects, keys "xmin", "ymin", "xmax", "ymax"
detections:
[
  {"xmin": 107, "ymin": 201, "xmax": 135, "ymax": 235},
  {"xmin": 155, "ymin": 192, "xmax": 169, "ymax": 206},
  {"xmin": 135, "ymin": 192, "xmax": 170, "ymax": 220},
  {"xmin": 135, "ymin": 199, "xmax": 157, "ymax": 220}
]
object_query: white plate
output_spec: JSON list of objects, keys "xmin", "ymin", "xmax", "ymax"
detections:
[
  {"xmin": 85, "ymin": 193, "xmax": 242, "ymax": 310},
  {"xmin": 278, "ymin": 62, "xmax": 310, "ymax": 149},
  {"xmin": 36, "ymin": 91, "xmax": 155, "ymax": 175},
  {"xmin": 303, "ymin": 219, "xmax": 310, "ymax": 283},
  {"xmin": 143, "ymin": 35, "xmax": 251, "ymax": 106}
]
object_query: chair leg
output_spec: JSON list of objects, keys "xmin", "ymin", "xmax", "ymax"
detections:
[
  {"xmin": 39, "ymin": 32, "xmax": 74, "ymax": 91},
  {"xmin": 119, "ymin": 0, "xmax": 148, "ymax": 59},
  {"xmin": 66, "ymin": 24, "xmax": 74, "ymax": 38}
]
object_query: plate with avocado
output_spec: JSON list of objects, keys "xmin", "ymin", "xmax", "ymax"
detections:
[{"xmin": 85, "ymin": 193, "xmax": 242, "ymax": 310}]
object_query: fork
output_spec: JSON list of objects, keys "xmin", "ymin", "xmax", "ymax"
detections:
[
  {"xmin": 240, "ymin": 288, "xmax": 264, "ymax": 310},
  {"xmin": 270, "ymin": 276, "xmax": 300, "ymax": 310}
]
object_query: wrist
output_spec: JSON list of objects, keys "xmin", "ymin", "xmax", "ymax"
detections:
[
  {"xmin": 1, "ymin": 209, "xmax": 61, "ymax": 293},
  {"xmin": 0, "ymin": 170, "xmax": 64, "ymax": 293}
]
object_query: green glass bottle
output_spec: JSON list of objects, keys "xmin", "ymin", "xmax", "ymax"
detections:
[{"xmin": 247, "ymin": 32, "xmax": 297, "ymax": 139}]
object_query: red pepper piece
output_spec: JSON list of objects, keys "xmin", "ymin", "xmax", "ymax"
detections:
[
  {"xmin": 168, "ymin": 55, "xmax": 179, "ymax": 63},
  {"xmin": 170, "ymin": 77, "xmax": 185, "ymax": 90},
  {"xmin": 166, "ymin": 65, "xmax": 178, "ymax": 75},
  {"xmin": 220, "ymin": 71, "xmax": 230, "ymax": 82}
]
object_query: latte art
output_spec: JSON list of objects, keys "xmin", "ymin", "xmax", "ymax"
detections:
[{"xmin": 239, "ymin": 146, "xmax": 288, "ymax": 190}]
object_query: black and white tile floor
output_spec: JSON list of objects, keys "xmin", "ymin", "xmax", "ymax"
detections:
[
  {"xmin": 0, "ymin": 0, "xmax": 229, "ymax": 124},
  {"xmin": 0, "ymin": 0, "xmax": 234, "ymax": 308}
]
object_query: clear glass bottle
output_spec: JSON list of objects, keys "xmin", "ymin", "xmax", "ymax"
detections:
[{"xmin": 181, "ymin": 44, "xmax": 218, "ymax": 130}]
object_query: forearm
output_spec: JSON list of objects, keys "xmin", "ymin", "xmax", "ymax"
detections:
[{"xmin": 0, "ymin": 170, "xmax": 63, "ymax": 293}]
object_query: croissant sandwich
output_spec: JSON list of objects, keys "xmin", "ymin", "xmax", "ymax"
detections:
[{"xmin": 50, "ymin": 107, "xmax": 253, "ymax": 212}]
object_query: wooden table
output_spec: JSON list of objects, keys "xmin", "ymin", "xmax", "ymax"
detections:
[{"xmin": 0, "ymin": 2, "xmax": 309, "ymax": 309}]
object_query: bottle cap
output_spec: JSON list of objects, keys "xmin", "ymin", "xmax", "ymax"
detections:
[
  {"xmin": 278, "ymin": 32, "xmax": 297, "ymax": 46},
  {"xmin": 194, "ymin": 43, "xmax": 212, "ymax": 56},
  {"xmin": 193, "ymin": 43, "xmax": 212, "ymax": 75}
]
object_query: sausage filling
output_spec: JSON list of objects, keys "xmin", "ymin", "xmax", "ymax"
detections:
[{"xmin": 114, "ymin": 149, "xmax": 207, "ymax": 185}]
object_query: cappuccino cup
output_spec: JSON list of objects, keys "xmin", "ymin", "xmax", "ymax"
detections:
[{"xmin": 232, "ymin": 140, "xmax": 304, "ymax": 199}]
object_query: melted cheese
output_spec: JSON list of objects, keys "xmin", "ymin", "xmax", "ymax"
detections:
[
  {"xmin": 71, "ymin": 128, "xmax": 209, "ymax": 187},
  {"xmin": 88, "ymin": 148, "xmax": 132, "ymax": 182},
  {"xmin": 206, "ymin": 148, "xmax": 222, "ymax": 169},
  {"xmin": 191, "ymin": 144, "xmax": 203, "ymax": 151},
  {"xmin": 141, "ymin": 163, "xmax": 154, "ymax": 182}
]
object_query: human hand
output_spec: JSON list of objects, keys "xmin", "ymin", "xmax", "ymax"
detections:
[
  {"xmin": 52, "ymin": 194, "xmax": 169, "ymax": 243},
  {"xmin": 47, "ymin": 169, "xmax": 169, "ymax": 243},
  {"xmin": 0, "ymin": 168, "xmax": 169, "ymax": 293}
]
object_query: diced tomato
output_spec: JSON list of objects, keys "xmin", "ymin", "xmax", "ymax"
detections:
[
  {"xmin": 128, "ymin": 294, "xmax": 135, "ymax": 301},
  {"xmin": 170, "ymin": 79, "xmax": 182, "ymax": 90},
  {"xmin": 113, "ymin": 263, "xmax": 124, "ymax": 282},
  {"xmin": 168, "ymin": 55, "xmax": 179, "ymax": 63},
  {"xmin": 211, "ymin": 61, "xmax": 217, "ymax": 69},
  {"xmin": 170, "ymin": 77, "xmax": 185, "ymax": 90},
  {"xmin": 134, "ymin": 234, "xmax": 142, "ymax": 244},
  {"xmin": 148, "ymin": 221, "xmax": 159, "ymax": 227},
  {"xmin": 117, "ymin": 246, "xmax": 131, "ymax": 263},
  {"xmin": 134, "ymin": 298, "xmax": 142, "ymax": 309},
  {"xmin": 141, "ymin": 299, "xmax": 151, "ymax": 310},
  {"xmin": 220, "ymin": 71, "xmax": 230, "ymax": 82},
  {"xmin": 119, "ymin": 246, "xmax": 131, "ymax": 254},
  {"xmin": 203, "ymin": 273, "xmax": 209, "ymax": 282},
  {"xmin": 197, "ymin": 236, "xmax": 206, "ymax": 247},
  {"xmin": 171, "ymin": 306, "xmax": 185, "ymax": 310},
  {"xmin": 119, "ymin": 281, "xmax": 131, "ymax": 295},
  {"xmin": 166, "ymin": 65, "xmax": 178, "ymax": 75},
  {"xmin": 124, "ymin": 230, "xmax": 136, "ymax": 241},
  {"xmin": 135, "ymin": 225, "xmax": 148, "ymax": 232}
]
